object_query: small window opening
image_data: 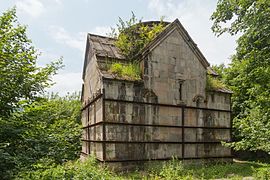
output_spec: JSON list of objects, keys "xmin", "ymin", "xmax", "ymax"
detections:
[{"xmin": 178, "ymin": 80, "xmax": 184, "ymax": 101}]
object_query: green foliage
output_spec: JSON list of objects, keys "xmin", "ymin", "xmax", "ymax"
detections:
[
  {"xmin": 253, "ymin": 166, "xmax": 270, "ymax": 179},
  {"xmin": 211, "ymin": 63, "xmax": 227, "ymax": 80},
  {"xmin": 206, "ymin": 75, "xmax": 227, "ymax": 91},
  {"xmin": 0, "ymin": 94, "xmax": 82, "ymax": 179},
  {"xmin": 112, "ymin": 12, "xmax": 166, "ymax": 59},
  {"xmin": 13, "ymin": 158, "xmax": 270, "ymax": 179},
  {"xmin": 109, "ymin": 62, "xmax": 141, "ymax": 80},
  {"xmin": 150, "ymin": 159, "xmax": 193, "ymax": 180},
  {"xmin": 0, "ymin": 8, "xmax": 65, "ymax": 179},
  {"xmin": 0, "ymin": 8, "xmax": 62, "ymax": 117},
  {"xmin": 124, "ymin": 160, "xmax": 270, "ymax": 179},
  {"xmin": 18, "ymin": 156, "xmax": 119, "ymax": 180},
  {"xmin": 211, "ymin": 0, "xmax": 270, "ymax": 152}
]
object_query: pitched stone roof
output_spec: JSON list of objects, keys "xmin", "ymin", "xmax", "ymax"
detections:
[
  {"xmin": 135, "ymin": 19, "xmax": 210, "ymax": 68},
  {"xmin": 89, "ymin": 34, "xmax": 125, "ymax": 60},
  {"xmin": 83, "ymin": 19, "xmax": 230, "ymax": 93}
]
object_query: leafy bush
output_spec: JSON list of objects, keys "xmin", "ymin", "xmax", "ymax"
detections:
[
  {"xmin": 0, "ymin": 93, "xmax": 82, "ymax": 179},
  {"xmin": 17, "ymin": 156, "xmax": 119, "ymax": 180},
  {"xmin": 253, "ymin": 167, "xmax": 270, "ymax": 179},
  {"xmin": 112, "ymin": 13, "xmax": 166, "ymax": 59},
  {"xmin": 109, "ymin": 62, "xmax": 141, "ymax": 80}
]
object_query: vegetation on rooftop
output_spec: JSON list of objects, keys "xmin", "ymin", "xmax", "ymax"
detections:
[
  {"xmin": 110, "ymin": 12, "xmax": 166, "ymax": 60},
  {"xmin": 107, "ymin": 13, "xmax": 165, "ymax": 80},
  {"xmin": 206, "ymin": 74, "xmax": 228, "ymax": 91},
  {"xmin": 108, "ymin": 62, "xmax": 141, "ymax": 80}
]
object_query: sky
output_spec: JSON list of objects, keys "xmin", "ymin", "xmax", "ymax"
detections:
[{"xmin": 0, "ymin": 0, "xmax": 238, "ymax": 96}]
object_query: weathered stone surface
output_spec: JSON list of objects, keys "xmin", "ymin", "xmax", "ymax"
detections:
[{"xmin": 80, "ymin": 20, "xmax": 232, "ymax": 165}]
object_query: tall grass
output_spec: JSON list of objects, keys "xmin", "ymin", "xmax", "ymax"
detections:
[{"xmin": 17, "ymin": 157, "xmax": 270, "ymax": 179}]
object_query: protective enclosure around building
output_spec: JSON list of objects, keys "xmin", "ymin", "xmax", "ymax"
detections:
[{"xmin": 80, "ymin": 19, "xmax": 232, "ymax": 165}]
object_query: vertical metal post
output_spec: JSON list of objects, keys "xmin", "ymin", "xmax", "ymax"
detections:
[
  {"xmin": 229, "ymin": 94, "xmax": 233, "ymax": 157},
  {"xmin": 87, "ymin": 106, "xmax": 90, "ymax": 154},
  {"xmin": 181, "ymin": 106, "xmax": 185, "ymax": 159},
  {"xmin": 102, "ymin": 88, "xmax": 106, "ymax": 161}
]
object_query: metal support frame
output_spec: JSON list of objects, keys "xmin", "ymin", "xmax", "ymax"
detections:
[
  {"xmin": 81, "ymin": 95, "xmax": 232, "ymax": 162},
  {"xmin": 104, "ymin": 98, "xmax": 232, "ymax": 113},
  {"xmin": 182, "ymin": 106, "xmax": 185, "ymax": 159},
  {"xmin": 94, "ymin": 156, "xmax": 233, "ymax": 163},
  {"xmin": 81, "ymin": 139, "xmax": 227, "ymax": 144},
  {"xmin": 81, "ymin": 151, "xmax": 233, "ymax": 163},
  {"xmin": 102, "ymin": 88, "xmax": 106, "ymax": 161},
  {"xmin": 82, "ymin": 120, "xmax": 231, "ymax": 130}
]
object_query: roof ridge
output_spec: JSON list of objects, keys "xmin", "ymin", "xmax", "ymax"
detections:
[
  {"xmin": 134, "ymin": 19, "xmax": 210, "ymax": 68},
  {"xmin": 88, "ymin": 33, "xmax": 116, "ymax": 40}
]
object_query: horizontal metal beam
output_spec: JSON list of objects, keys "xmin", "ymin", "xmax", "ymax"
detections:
[
  {"xmin": 81, "ymin": 139, "xmax": 228, "ymax": 144},
  {"xmin": 95, "ymin": 156, "xmax": 233, "ymax": 163},
  {"xmin": 104, "ymin": 98, "xmax": 231, "ymax": 112},
  {"xmin": 82, "ymin": 121, "xmax": 231, "ymax": 130},
  {"xmin": 105, "ymin": 97, "xmax": 186, "ymax": 108},
  {"xmin": 81, "ymin": 151, "xmax": 88, "ymax": 156},
  {"xmin": 81, "ymin": 93, "xmax": 103, "ymax": 111}
]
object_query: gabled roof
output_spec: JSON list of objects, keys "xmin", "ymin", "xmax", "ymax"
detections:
[
  {"xmin": 136, "ymin": 19, "xmax": 210, "ymax": 68},
  {"xmin": 89, "ymin": 34, "xmax": 125, "ymax": 60},
  {"xmin": 83, "ymin": 19, "xmax": 216, "ymax": 79},
  {"xmin": 82, "ymin": 34, "xmax": 125, "ymax": 79}
]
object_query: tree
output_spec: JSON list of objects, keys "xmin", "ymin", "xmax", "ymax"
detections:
[
  {"xmin": 0, "ymin": 8, "xmax": 64, "ymax": 179},
  {"xmin": 0, "ymin": 8, "xmax": 62, "ymax": 117},
  {"xmin": 211, "ymin": 0, "xmax": 270, "ymax": 152},
  {"xmin": 0, "ymin": 94, "xmax": 82, "ymax": 179}
]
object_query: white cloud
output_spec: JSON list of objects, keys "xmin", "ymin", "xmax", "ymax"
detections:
[
  {"xmin": 147, "ymin": 0, "xmax": 238, "ymax": 65},
  {"xmin": 37, "ymin": 48, "xmax": 61, "ymax": 67},
  {"xmin": 48, "ymin": 26, "xmax": 86, "ymax": 52},
  {"xmin": 53, "ymin": 0, "xmax": 62, "ymax": 5},
  {"xmin": 16, "ymin": 0, "xmax": 45, "ymax": 18},
  {"xmin": 47, "ymin": 72, "xmax": 82, "ymax": 96}
]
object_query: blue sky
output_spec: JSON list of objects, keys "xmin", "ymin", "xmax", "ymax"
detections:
[{"xmin": 0, "ymin": 0, "xmax": 237, "ymax": 95}]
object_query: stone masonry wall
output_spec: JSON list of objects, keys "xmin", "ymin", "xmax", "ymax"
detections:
[
  {"xmin": 143, "ymin": 28, "xmax": 207, "ymax": 107},
  {"xmin": 81, "ymin": 26, "xmax": 232, "ymax": 163},
  {"xmin": 102, "ymin": 79, "xmax": 231, "ymax": 161}
]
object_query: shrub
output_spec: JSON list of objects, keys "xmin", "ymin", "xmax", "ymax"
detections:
[
  {"xmin": 112, "ymin": 13, "xmax": 166, "ymax": 59},
  {"xmin": 253, "ymin": 167, "xmax": 270, "ymax": 179},
  {"xmin": 17, "ymin": 156, "xmax": 119, "ymax": 180},
  {"xmin": 0, "ymin": 93, "xmax": 82, "ymax": 179}
]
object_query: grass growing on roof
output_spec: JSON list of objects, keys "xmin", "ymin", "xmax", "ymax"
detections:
[
  {"xmin": 206, "ymin": 75, "xmax": 227, "ymax": 91},
  {"xmin": 109, "ymin": 62, "xmax": 141, "ymax": 80}
]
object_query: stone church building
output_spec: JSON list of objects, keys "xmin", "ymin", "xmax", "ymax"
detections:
[{"xmin": 80, "ymin": 19, "xmax": 232, "ymax": 166}]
